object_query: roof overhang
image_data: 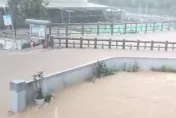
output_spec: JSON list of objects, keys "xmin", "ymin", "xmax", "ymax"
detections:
[
  {"xmin": 25, "ymin": 19, "xmax": 51, "ymax": 25},
  {"xmin": 46, "ymin": 1, "xmax": 108, "ymax": 10}
]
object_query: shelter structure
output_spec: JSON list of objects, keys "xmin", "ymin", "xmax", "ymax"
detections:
[
  {"xmin": 46, "ymin": 0, "xmax": 109, "ymax": 23},
  {"xmin": 0, "ymin": 0, "xmax": 124, "ymax": 27},
  {"xmin": 0, "ymin": 0, "xmax": 109, "ymax": 25}
]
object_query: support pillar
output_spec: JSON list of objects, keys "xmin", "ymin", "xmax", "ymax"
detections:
[
  {"xmin": 68, "ymin": 12, "xmax": 70, "ymax": 23},
  {"xmin": 10, "ymin": 80, "xmax": 26, "ymax": 113},
  {"xmin": 61, "ymin": 9, "xmax": 64, "ymax": 23}
]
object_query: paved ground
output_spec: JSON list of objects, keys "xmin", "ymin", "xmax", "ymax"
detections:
[{"xmin": 11, "ymin": 72, "xmax": 176, "ymax": 118}]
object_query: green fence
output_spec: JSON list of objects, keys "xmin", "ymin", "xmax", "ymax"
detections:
[{"xmin": 51, "ymin": 21, "xmax": 176, "ymax": 36}]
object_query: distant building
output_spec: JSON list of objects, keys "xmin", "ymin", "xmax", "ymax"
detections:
[
  {"xmin": 0, "ymin": 0, "xmax": 109, "ymax": 28},
  {"xmin": 46, "ymin": 0, "xmax": 108, "ymax": 23}
]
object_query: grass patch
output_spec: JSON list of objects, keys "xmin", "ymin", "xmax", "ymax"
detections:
[{"xmin": 151, "ymin": 65, "xmax": 176, "ymax": 73}]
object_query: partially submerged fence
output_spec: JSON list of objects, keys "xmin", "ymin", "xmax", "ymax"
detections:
[
  {"xmin": 50, "ymin": 21, "xmax": 176, "ymax": 36},
  {"xmin": 51, "ymin": 36, "xmax": 176, "ymax": 51}
]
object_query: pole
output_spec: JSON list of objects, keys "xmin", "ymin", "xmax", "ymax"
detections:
[
  {"xmin": 145, "ymin": 3, "xmax": 148, "ymax": 14},
  {"xmin": 61, "ymin": 9, "xmax": 63, "ymax": 23},
  {"xmin": 14, "ymin": 6, "xmax": 17, "ymax": 38},
  {"xmin": 68, "ymin": 12, "xmax": 70, "ymax": 23}
]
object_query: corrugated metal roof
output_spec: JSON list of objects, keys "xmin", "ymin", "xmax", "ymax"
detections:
[
  {"xmin": 0, "ymin": 0, "xmax": 108, "ymax": 9},
  {"xmin": 47, "ymin": 1, "xmax": 108, "ymax": 9}
]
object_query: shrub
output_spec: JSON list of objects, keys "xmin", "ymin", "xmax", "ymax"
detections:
[
  {"xmin": 132, "ymin": 61, "xmax": 139, "ymax": 72},
  {"xmin": 126, "ymin": 65, "xmax": 133, "ymax": 72},
  {"xmin": 123, "ymin": 61, "xmax": 139, "ymax": 72},
  {"xmin": 44, "ymin": 94, "xmax": 53, "ymax": 103},
  {"xmin": 161, "ymin": 65, "xmax": 172, "ymax": 72},
  {"xmin": 151, "ymin": 65, "xmax": 176, "ymax": 73},
  {"xmin": 96, "ymin": 60, "xmax": 114, "ymax": 78}
]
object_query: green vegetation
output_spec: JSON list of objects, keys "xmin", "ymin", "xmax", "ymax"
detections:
[
  {"xmin": 122, "ymin": 61, "xmax": 139, "ymax": 72},
  {"xmin": 8, "ymin": 0, "xmax": 48, "ymax": 19},
  {"xmin": 96, "ymin": 60, "xmax": 115, "ymax": 78},
  {"xmin": 89, "ymin": 60, "xmax": 139, "ymax": 83},
  {"xmin": 151, "ymin": 65, "xmax": 176, "ymax": 73},
  {"xmin": 33, "ymin": 71, "xmax": 53, "ymax": 102}
]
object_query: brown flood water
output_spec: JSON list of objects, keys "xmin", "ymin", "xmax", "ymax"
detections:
[
  {"xmin": 10, "ymin": 72, "xmax": 176, "ymax": 118},
  {"xmin": 1, "ymin": 48, "xmax": 176, "ymax": 118}
]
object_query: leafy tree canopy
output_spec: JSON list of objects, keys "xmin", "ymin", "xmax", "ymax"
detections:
[{"xmin": 8, "ymin": 0, "xmax": 49, "ymax": 19}]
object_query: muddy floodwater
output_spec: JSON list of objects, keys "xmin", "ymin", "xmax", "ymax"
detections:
[{"xmin": 10, "ymin": 72, "xmax": 176, "ymax": 118}]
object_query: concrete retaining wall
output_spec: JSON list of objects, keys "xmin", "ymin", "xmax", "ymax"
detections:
[{"xmin": 10, "ymin": 56, "xmax": 176, "ymax": 112}]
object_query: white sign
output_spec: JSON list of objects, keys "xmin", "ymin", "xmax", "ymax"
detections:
[
  {"xmin": 30, "ymin": 24, "xmax": 46, "ymax": 39},
  {"xmin": 3, "ymin": 15, "xmax": 12, "ymax": 26}
]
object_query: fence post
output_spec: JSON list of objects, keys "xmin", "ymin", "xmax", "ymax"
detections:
[
  {"xmin": 161, "ymin": 22, "xmax": 164, "ymax": 31},
  {"xmin": 116, "ymin": 41, "xmax": 118, "ymax": 48},
  {"xmin": 59, "ymin": 38, "xmax": 61, "ymax": 47},
  {"xmin": 172, "ymin": 44, "xmax": 174, "ymax": 50},
  {"xmin": 111, "ymin": 22, "xmax": 114, "ymax": 36},
  {"xmin": 88, "ymin": 40, "xmax": 90, "ymax": 48},
  {"xmin": 109, "ymin": 39, "xmax": 112, "ymax": 49},
  {"xmin": 145, "ymin": 22, "xmax": 148, "ymax": 33},
  {"xmin": 153, "ymin": 22, "xmax": 155, "ymax": 32},
  {"xmin": 151, "ymin": 40, "xmax": 154, "ymax": 50},
  {"xmin": 135, "ymin": 23, "xmax": 138, "ymax": 33},
  {"xmin": 158, "ymin": 45, "xmax": 160, "ymax": 51},
  {"xmin": 73, "ymin": 41, "xmax": 75, "ymax": 48},
  {"xmin": 57, "ymin": 28, "xmax": 60, "ymax": 36},
  {"xmin": 124, "ymin": 22, "xmax": 127, "ymax": 34},
  {"xmin": 168, "ymin": 21, "xmax": 171, "ymax": 31},
  {"xmin": 144, "ymin": 42, "xmax": 146, "ymax": 49},
  {"xmin": 80, "ymin": 37, "xmax": 83, "ymax": 48},
  {"xmin": 50, "ymin": 36, "xmax": 54, "ymax": 48},
  {"xmin": 97, "ymin": 22, "xmax": 100, "ymax": 36},
  {"xmin": 102, "ymin": 43, "xmax": 104, "ymax": 49},
  {"xmin": 94, "ymin": 38, "xmax": 97, "ymax": 49},
  {"xmin": 49, "ymin": 25, "xmax": 52, "ymax": 35},
  {"xmin": 174, "ymin": 22, "xmax": 176, "ymax": 30},
  {"xmin": 66, "ymin": 23, "xmax": 68, "ymax": 36},
  {"xmin": 122, "ymin": 39, "xmax": 125, "ymax": 49},
  {"xmin": 130, "ymin": 44, "xmax": 132, "ymax": 50},
  {"xmin": 65, "ymin": 37, "xmax": 68, "ymax": 48},
  {"xmin": 81, "ymin": 22, "xmax": 84, "ymax": 36},
  {"xmin": 165, "ymin": 41, "xmax": 168, "ymax": 51},
  {"xmin": 137, "ymin": 40, "xmax": 140, "ymax": 50}
]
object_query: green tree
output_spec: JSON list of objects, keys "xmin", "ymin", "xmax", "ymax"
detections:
[
  {"xmin": 8, "ymin": 0, "xmax": 49, "ymax": 37},
  {"xmin": 8, "ymin": 0, "xmax": 49, "ymax": 19}
]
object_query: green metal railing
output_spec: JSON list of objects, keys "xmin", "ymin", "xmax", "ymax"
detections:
[{"xmin": 50, "ymin": 21, "xmax": 176, "ymax": 36}]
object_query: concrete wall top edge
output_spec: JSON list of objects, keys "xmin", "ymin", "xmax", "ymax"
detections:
[
  {"xmin": 26, "ymin": 56, "xmax": 114, "ymax": 84},
  {"xmin": 26, "ymin": 56, "xmax": 176, "ymax": 84}
]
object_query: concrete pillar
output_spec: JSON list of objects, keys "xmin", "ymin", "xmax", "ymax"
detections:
[{"xmin": 10, "ymin": 80, "xmax": 26, "ymax": 113}]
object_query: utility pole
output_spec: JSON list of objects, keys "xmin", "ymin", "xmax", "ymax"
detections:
[{"xmin": 13, "ymin": 3, "xmax": 17, "ymax": 38}]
